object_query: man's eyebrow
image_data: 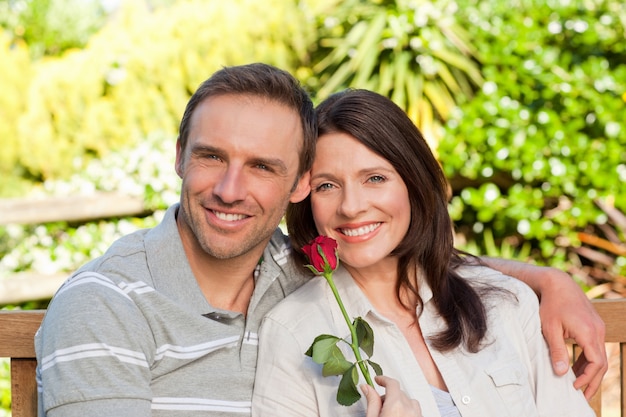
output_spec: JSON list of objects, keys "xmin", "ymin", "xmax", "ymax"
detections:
[
  {"xmin": 190, "ymin": 144, "xmax": 289, "ymax": 174},
  {"xmin": 253, "ymin": 156, "xmax": 288, "ymax": 174},
  {"xmin": 190, "ymin": 144, "xmax": 221, "ymax": 155}
]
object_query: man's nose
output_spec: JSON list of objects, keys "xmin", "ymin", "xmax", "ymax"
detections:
[{"xmin": 213, "ymin": 165, "xmax": 247, "ymax": 203}]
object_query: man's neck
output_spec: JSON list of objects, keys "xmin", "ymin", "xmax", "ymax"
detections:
[{"xmin": 189, "ymin": 252, "xmax": 262, "ymax": 315}]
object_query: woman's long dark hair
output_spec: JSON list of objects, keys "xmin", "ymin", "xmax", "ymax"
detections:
[{"xmin": 287, "ymin": 89, "xmax": 489, "ymax": 352}]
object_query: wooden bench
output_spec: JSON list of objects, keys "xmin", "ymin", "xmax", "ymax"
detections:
[
  {"xmin": 1, "ymin": 299, "xmax": 625, "ymax": 416},
  {"xmin": 573, "ymin": 298, "xmax": 626, "ymax": 416},
  {"xmin": 0, "ymin": 309, "xmax": 43, "ymax": 417}
]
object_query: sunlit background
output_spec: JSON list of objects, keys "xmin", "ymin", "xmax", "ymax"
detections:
[{"xmin": 0, "ymin": 0, "xmax": 625, "ymax": 413}]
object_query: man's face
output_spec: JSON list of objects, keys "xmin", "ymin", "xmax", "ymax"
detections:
[{"xmin": 175, "ymin": 94, "xmax": 310, "ymax": 262}]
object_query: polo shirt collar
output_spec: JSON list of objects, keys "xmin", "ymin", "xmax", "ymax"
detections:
[{"xmin": 144, "ymin": 204, "xmax": 211, "ymax": 315}]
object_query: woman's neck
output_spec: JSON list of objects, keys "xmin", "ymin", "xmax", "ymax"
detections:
[{"xmin": 346, "ymin": 260, "xmax": 420, "ymax": 317}]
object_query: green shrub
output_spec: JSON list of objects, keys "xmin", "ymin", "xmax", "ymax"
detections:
[
  {"xmin": 0, "ymin": 358, "xmax": 8, "ymax": 415},
  {"xmin": 305, "ymin": 0, "xmax": 483, "ymax": 144},
  {"xmin": 0, "ymin": 0, "xmax": 107, "ymax": 58},
  {"xmin": 440, "ymin": 0, "xmax": 626, "ymax": 264},
  {"xmin": 9, "ymin": 0, "xmax": 314, "ymax": 186},
  {"xmin": 0, "ymin": 35, "xmax": 33, "ymax": 196}
]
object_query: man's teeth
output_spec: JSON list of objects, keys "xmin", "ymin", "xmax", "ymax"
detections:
[
  {"xmin": 214, "ymin": 211, "xmax": 246, "ymax": 221},
  {"xmin": 341, "ymin": 223, "xmax": 381, "ymax": 237}
]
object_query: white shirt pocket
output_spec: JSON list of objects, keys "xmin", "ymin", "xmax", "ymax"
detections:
[{"xmin": 484, "ymin": 361, "xmax": 538, "ymax": 416}]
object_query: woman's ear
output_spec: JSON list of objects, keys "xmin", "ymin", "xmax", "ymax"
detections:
[{"xmin": 290, "ymin": 171, "xmax": 311, "ymax": 203}]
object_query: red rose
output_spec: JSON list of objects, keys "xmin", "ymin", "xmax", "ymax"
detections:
[
  {"xmin": 302, "ymin": 235, "xmax": 338, "ymax": 274},
  {"xmin": 302, "ymin": 235, "xmax": 380, "ymax": 405}
]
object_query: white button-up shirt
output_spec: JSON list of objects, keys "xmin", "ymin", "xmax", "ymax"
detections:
[{"xmin": 252, "ymin": 265, "xmax": 595, "ymax": 417}]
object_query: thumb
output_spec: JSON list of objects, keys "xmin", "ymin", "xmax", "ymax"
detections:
[
  {"xmin": 545, "ymin": 330, "xmax": 570, "ymax": 376},
  {"xmin": 361, "ymin": 384, "xmax": 382, "ymax": 417}
]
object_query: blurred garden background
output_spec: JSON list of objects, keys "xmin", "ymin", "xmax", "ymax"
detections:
[{"xmin": 1, "ymin": 0, "xmax": 625, "ymax": 414}]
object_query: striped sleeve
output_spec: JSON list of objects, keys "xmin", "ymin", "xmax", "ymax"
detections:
[{"xmin": 36, "ymin": 271, "xmax": 155, "ymax": 416}]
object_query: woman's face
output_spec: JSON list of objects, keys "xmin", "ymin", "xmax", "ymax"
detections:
[{"xmin": 309, "ymin": 132, "xmax": 411, "ymax": 272}]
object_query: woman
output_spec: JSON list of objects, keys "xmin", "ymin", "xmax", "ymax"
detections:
[{"xmin": 251, "ymin": 89, "xmax": 594, "ymax": 416}]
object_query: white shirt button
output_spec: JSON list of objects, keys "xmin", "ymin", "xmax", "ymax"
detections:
[{"xmin": 461, "ymin": 395, "xmax": 471, "ymax": 404}]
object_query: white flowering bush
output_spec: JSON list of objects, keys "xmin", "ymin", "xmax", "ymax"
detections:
[{"xmin": 0, "ymin": 131, "xmax": 180, "ymax": 281}]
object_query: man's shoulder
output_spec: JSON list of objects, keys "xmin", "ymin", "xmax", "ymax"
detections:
[
  {"xmin": 264, "ymin": 228, "xmax": 310, "ymax": 290},
  {"xmin": 76, "ymin": 228, "xmax": 152, "ymax": 280}
]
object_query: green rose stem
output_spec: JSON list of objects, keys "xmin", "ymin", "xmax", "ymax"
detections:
[{"xmin": 322, "ymin": 270, "xmax": 375, "ymax": 388}]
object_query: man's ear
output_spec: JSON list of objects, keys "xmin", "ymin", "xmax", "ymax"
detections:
[
  {"xmin": 290, "ymin": 171, "xmax": 311, "ymax": 203},
  {"xmin": 175, "ymin": 138, "xmax": 184, "ymax": 178}
]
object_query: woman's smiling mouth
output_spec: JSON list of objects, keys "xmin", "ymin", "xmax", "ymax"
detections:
[{"xmin": 339, "ymin": 222, "xmax": 381, "ymax": 237}]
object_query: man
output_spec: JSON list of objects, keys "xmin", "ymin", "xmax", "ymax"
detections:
[{"xmin": 35, "ymin": 63, "xmax": 606, "ymax": 416}]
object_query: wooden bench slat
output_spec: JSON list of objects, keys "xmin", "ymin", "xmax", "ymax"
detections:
[
  {"xmin": 593, "ymin": 299, "xmax": 626, "ymax": 343},
  {"xmin": 10, "ymin": 359, "xmax": 38, "ymax": 417},
  {"xmin": 0, "ymin": 311, "xmax": 45, "ymax": 358}
]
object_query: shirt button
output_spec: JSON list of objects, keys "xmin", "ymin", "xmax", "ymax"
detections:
[{"xmin": 461, "ymin": 395, "xmax": 471, "ymax": 405}]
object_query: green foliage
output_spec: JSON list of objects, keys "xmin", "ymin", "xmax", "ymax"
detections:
[
  {"xmin": 0, "ymin": 34, "xmax": 33, "ymax": 196},
  {"xmin": 0, "ymin": 359, "xmax": 8, "ymax": 415},
  {"xmin": 0, "ymin": 0, "xmax": 107, "ymax": 58},
  {"xmin": 4, "ymin": 0, "xmax": 315, "ymax": 190},
  {"xmin": 305, "ymin": 316, "xmax": 381, "ymax": 406},
  {"xmin": 308, "ymin": 0, "xmax": 483, "ymax": 142},
  {"xmin": 337, "ymin": 366, "xmax": 360, "ymax": 406},
  {"xmin": 440, "ymin": 0, "xmax": 626, "ymax": 264}
]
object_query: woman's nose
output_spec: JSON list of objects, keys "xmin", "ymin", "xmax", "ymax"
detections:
[{"xmin": 338, "ymin": 185, "xmax": 367, "ymax": 218}]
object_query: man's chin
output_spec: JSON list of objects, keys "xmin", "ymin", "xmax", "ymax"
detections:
[{"xmin": 201, "ymin": 239, "xmax": 264, "ymax": 261}]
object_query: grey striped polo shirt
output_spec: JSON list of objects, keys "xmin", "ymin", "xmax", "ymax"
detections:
[{"xmin": 35, "ymin": 204, "xmax": 309, "ymax": 416}]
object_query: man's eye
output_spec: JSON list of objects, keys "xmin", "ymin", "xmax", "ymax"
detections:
[{"xmin": 206, "ymin": 154, "xmax": 222, "ymax": 161}]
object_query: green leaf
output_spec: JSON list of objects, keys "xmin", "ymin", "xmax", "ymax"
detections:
[
  {"xmin": 354, "ymin": 317, "xmax": 374, "ymax": 357},
  {"xmin": 305, "ymin": 334, "xmax": 342, "ymax": 363},
  {"xmin": 337, "ymin": 365, "xmax": 361, "ymax": 406},
  {"xmin": 367, "ymin": 359, "xmax": 383, "ymax": 376},
  {"xmin": 305, "ymin": 265, "xmax": 322, "ymax": 276},
  {"xmin": 390, "ymin": 51, "xmax": 410, "ymax": 107},
  {"xmin": 321, "ymin": 346, "xmax": 352, "ymax": 377}
]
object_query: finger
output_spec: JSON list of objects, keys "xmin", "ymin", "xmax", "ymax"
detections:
[
  {"xmin": 374, "ymin": 375, "xmax": 399, "ymax": 390},
  {"xmin": 541, "ymin": 322, "xmax": 570, "ymax": 376},
  {"xmin": 361, "ymin": 384, "xmax": 382, "ymax": 417},
  {"xmin": 374, "ymin": 376, "xmax": 423, "ymax": 416},
  {"xmin": 572, "ymin": 352, "xmax": 608, "ymax": 400},
  {"xmin": 570, "ymin": 324, "xmax": 608, "ymax": 399}
]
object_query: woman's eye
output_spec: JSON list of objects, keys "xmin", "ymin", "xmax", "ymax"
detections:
[
  {"xmin": 315, "ymin": 183, "xmax": 334, "ymax": 192},
  {"xmin": 368, "ymin": 175, "xmax": 386, "ymax": 183}
]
